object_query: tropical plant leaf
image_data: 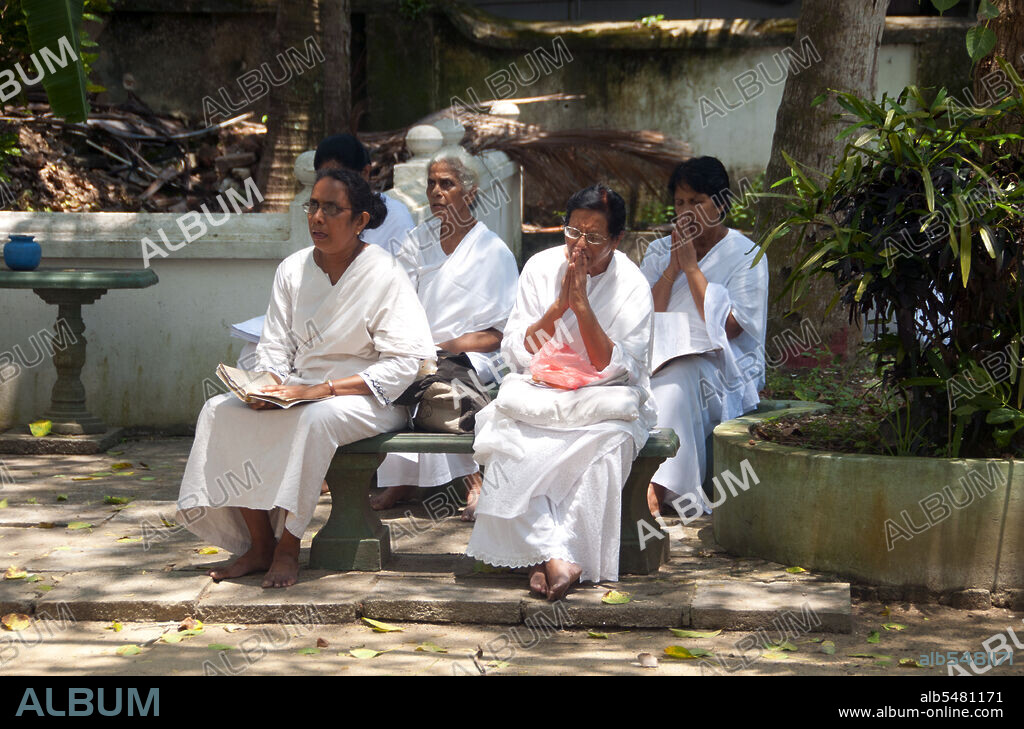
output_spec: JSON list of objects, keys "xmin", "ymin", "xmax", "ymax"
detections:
[
  {"xmin": 20, "ymin": 0, "xmax": 90, "ymax": 122},
  {"xmin": 966, "ymin": 25, "xmax": 997, "ymax": 63}
]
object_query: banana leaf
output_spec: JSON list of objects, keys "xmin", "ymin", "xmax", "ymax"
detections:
[{"xmin": 21, "ymin": 0, "xmax": 88, "ymax": 122}]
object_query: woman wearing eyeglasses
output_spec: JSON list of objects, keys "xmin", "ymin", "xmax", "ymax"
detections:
[
  {"xmin": 466, "ymin": 184, "xmax": 656, "ymax": 601},
  {"xmin": 371, "ymin": 147, "xmax": 519, "ymax": 518},
  {"xmin": 640, "ymin": 157, "xmax": 768, "ymax": 519},
  {"xmin": 176, "ymin": 168, "xmax": 435, "ymax": 588}
]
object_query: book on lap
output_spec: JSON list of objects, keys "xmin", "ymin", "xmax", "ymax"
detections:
[
  {"xmin": 215, "ymin": 363, "xmax": 330, "ymax": 409},
  {"xmin": 651, "ymin": 311, "xmax": 720, "ymax": 374}
]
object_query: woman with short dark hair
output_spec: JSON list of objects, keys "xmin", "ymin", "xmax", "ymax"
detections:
[
  {"xmin": 177, "ymin": 168, "xmax": 435, "ymax": 588},
  {"xmin": 466, "ymin": 184, "xmax": 656, "ymax": 601},
  {"xmin": 640, "ymin": 156, "xmax": 768, "ymax": 518}
]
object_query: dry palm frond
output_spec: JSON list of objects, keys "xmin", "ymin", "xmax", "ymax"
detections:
[{"xmin": 361, "ymin": 96, "xmax": 690, "ymax": 218}]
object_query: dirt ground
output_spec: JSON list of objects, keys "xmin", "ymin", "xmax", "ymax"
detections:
[{"xmin": 2, "ymin": 600, "xmax": 1021, "ymax": 677}]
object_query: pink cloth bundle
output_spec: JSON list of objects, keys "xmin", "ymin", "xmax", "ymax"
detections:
[{"xmin": 529, "ymin": 340, "xmax": 602, "ymax": 390}]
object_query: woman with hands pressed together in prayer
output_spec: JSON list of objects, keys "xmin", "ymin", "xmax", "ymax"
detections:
[
  {"xmin": 467, "ymin": 185, "xmax": 656, "ymax": 601},
  {"xmin": 640, "ymin": 157, "xmax": 768, "ymax": 519},
  {"xmin": 176, "ymin": 168, "xmax": 435, "ymax": 588}
]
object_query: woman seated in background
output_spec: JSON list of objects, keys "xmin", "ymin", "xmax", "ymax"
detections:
[
  {"xmin": 466, "ymin": 184, "xmax": 656, "ymax": 601},
  {"xmin": 371, "ymin": 147, "xmax": 519, "ymax": 519},
  {"xmin": 177, "ymin": 168, "xmax": 435, "ymax": 588},
  {"xmin": 640, "ymin": 156, "xmax": 768, "ymax": 519}
]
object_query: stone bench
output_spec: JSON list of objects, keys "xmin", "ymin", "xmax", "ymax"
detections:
[{"xmin": 309, "ymin": 428, "xmax": 680, "ymax": 575}]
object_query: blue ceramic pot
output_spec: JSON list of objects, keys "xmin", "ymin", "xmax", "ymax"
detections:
[{"xmin": 4, "ymin": 234, "xmax": 41, "ymax": 271}]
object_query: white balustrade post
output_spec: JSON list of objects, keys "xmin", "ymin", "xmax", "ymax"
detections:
[
  {"xmin": 289, "ymin": 150, "xmax": 316, "ymax": 247},
  {"xmin": 391, "ymin": 124, "xmax": 443, "ymax": 224}
]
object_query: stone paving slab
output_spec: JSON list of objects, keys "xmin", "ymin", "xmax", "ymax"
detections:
[
  {"xmin": 521, "ymin": 579, "xmax": 694, "ymax": 628},
  {"xmin": 34, "ymin": 570, "xmax": 210, "ymax": 621},
  {"xmin": 0, "ymin": 575, "xmax": 38, "ymax": 615},
  {"xmin": 0, "ymin": 504, "xmax": 117, "ymax": 529},
  {"xmin": 196, "ymin": 571, "xmax": 379, "ymax": 623},
  {"xmin": 362, "ymin": 575, "xmax": 523, "ymax": 625},
  {"xmin": 691, "ymin": 580, "xmax": 852, "ymax": 633},
  {"xmin": 0, "ymin": 437, "xmax": 857, "ymax": 635}
]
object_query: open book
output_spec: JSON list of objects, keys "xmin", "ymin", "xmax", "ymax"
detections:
[
  {"xmin": 216, "ymin": 363, "xmax": 331, "ymax": 409},
  {"xmin": 651, "ymin": 311, "xmax": 721, "ymax": 374}
]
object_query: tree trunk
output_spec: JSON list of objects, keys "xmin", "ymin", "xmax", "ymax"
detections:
[
  {"xmin": 257, "ymin": 0, "xmax": 325, "ymax": 212},
  {"xmin": 755, "ymin": 0, "xmax": 889, "ymax": 360},
  {"xmin": 973, "ymin": 0, "xmax": 1024, "ymax": 105},
  {"xmin": 321, "ymin": 0, "xmax": 352, "ymax": 135}
]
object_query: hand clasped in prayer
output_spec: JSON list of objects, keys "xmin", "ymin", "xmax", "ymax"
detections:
[{"xmin": 559, "ymin": 242, "xmax": 593, "ymax": 317}]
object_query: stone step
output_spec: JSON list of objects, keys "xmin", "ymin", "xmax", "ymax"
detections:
[{"xmin": 6, "ymin": 570, "xmax": 852, "ymax": 633}]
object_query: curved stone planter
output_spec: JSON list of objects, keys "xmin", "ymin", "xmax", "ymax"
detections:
[{"xmin": 712, "ymin": 404, "xmax": 1023, "ymax": 597}]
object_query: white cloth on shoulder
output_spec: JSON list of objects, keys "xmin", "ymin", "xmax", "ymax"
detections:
[
  {"xmin": 228, "ymin": 193, "xmax": 416, "ymax": 350},
  {"xmin": 369, "ymin": 193, "xmax": 416, "ymax": 256},
  {"xmin": 639, "ymin": 229, "xmax": 768, "ymax": 505},
  {"xmin": 178, "ymin": 245, "xmax": 435, "ymax": 553},
  {"xmin": 378, "ymin": 218, "xmax": 519, "ymax": 489},
  {"xmin": 466, "ymin": 246, "xmax": 655, "ymax": 583}
]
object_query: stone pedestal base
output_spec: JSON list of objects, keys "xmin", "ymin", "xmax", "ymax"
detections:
[{"xmin": 0, "ymin": 427, "xmax": 124, "ymax": 455}]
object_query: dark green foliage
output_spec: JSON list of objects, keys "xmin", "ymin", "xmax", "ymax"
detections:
[{"xmin": 758, "ymin": 73, "xmax": 1024, "ymax": 457}]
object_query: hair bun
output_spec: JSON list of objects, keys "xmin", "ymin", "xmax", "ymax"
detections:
[{"xmin": 366, "ymin": 192, "xmax": 387, "ymax": 229}]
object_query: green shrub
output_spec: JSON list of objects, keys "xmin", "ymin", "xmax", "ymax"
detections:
[{"xmin": 759, "ymin": 75, "xmax": 1024, "ymax": 457}]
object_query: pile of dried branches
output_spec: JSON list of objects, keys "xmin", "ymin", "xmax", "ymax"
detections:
[{"xmin": 1, "ymin": 94, "xmax": 264, "ymax": 212}]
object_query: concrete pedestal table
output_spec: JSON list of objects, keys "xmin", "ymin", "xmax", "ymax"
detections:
[{"xmin": 0, "ymin": 268, "xmax": 159, "ymax": 454}]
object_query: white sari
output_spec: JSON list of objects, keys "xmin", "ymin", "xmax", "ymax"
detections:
[
  {"xmin": 178, "ymin": 245, "xmax": 435, "ymax": 554},
  {"xmin": 639, "ymin": 229, "xmax": 768, "ymax": 509},
  {"xmin": 466, "ymin": 246, "xmax": 655, "ymax": 583},
  {"xmin": 377, "ymin": 218, "xmax": 518, "ymax": 489}
]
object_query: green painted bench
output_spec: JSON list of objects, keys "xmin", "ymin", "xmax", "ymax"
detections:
[{"xmin": 309, "ymin": 428, "xmax": 680, "ymax": 575}]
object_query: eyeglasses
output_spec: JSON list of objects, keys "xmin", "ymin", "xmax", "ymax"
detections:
[
  {"xmin": 564, "ymin": 226, "xmax": 609, "ymax": 246},
  {"xmin": 302, "ymin": 201, "xmax": 352, "ymax": 217}
]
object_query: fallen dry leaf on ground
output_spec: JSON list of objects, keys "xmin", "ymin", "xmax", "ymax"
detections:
[{"xmin": 1, "ymin": 613, "xmax": 31, "ymax": 631}]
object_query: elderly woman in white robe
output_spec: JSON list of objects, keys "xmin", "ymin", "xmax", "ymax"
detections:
[
  {"xmin": 177, "ymin": 168, "xmax": 435, "ymax": 588},
  {"xmin": 371, "ymin": 148, "xmax": 518, "ymax": 518},
  {"xmin": 640, "ymin": 157, "xmax": 768, "ymax": 518},
  {"xmin": 467, "ymin": 184, "xmax": 656, "ymax": 601}
]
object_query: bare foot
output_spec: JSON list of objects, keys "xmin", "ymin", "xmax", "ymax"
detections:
[
  {"xmin": 528, "ymin": 564, "xmax": 548, "ymax": 597},
  {"xmin": 369, "ymin": 484, "xmax": 417, "ymax": 511},
  {"xmin": 262, "ymin": 534, "xmax": 300, "ymax": 588},
  {"xmin": 461, "ymin": 471, "xmax": 482, "ymax": 522},
  {"xmin": 209, "ymin": 542, "xmax": 275, "ymax": 581},
  {"xmin": 648, "ymin": 482, "xmax": 667, "ymax": 518},
  {"xmin": 320, "ymin": 480, "xmax": 329, "ymax": 495},
  {"xmin": 545, "ymin": 558, "xmax": 582, "ymax": 602}
]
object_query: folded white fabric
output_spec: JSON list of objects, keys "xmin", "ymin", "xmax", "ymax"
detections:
[{"xmin": 494, "ymin": 373, "xmax": 642, "ymax": 427}]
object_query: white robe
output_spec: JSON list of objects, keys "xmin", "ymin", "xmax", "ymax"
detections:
[
  {"xmin": 178, "ymin": 245, "xmax": 435, "ymax": 554},
  {"xmin": 231, "ymin": 193, "xmax": 416, "ymax": 364},
  {"xmin": 466, "ymin": 246, "xmax": 656, "ymax": 583},
  {"xmin": 377, "ymin": 218, "xmax": 519, "ymax": 489},
  {"xmin": 369, "ymin": 193, "xmax": 417, "ymax": 256},
  {"xmin": 639, "ymin": 229, "xmax": 768, "ymax": 509}
]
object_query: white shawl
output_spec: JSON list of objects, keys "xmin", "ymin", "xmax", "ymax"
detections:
[
  {"xmin": 396, "ymin": 218, "xmax": 519, "ymax": 343},
  {"xmin": 255, "ymin": 245, "xmax": 437, "ymax": 405},
  {"xmin": 639, "ymin": 229, "xmax": 768, "ymax": 419}
]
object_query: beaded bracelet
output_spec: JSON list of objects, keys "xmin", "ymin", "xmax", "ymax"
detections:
[{"xmin": 325, "ymin": 379, "xmax": 338, "ymax": 397}]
